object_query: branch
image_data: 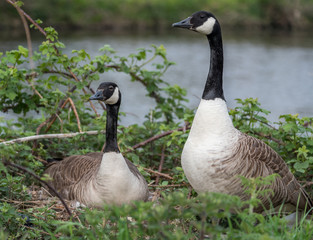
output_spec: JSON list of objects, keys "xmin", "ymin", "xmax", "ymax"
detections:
[
  {"xmin": 3, "ymin": 161, "xmax": 72, "ymax": 217},
  {"xmin": 67, "ymin": 98, "xmax": 82, "ymax": 133},
  {"xmin": 155, "ymin": 145, "xmax": 166, "ymax": 185},
  {"xmin": 128, "ymin": 124, "xmax": 190, "ymax": 152},
  {"xmin": 36, "ymin": 85, "xmax": 77, "ymax": 134},
  {"xmin": 0, "ymin": 131, "xmax": 105, "ymax": 145},
  {"xmin": 143, "ymin": 167, "xmax": 173, "ymax": 180},
  {"xmin": 6, "ymin": 0, "xmax": 47, "ymax": 37},
  {"xmin": 149, "ymin": 183, "xmax": 189, "ymax": 188}
]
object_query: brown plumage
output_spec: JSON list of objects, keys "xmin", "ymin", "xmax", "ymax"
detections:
[{"xmin": 212, "ymin": 133, "xmax": 312, "ymax": 212}]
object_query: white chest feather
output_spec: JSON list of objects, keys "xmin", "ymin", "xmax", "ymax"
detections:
[
  {"xmin": 181, "ymin": 99, "xmax": 239, "ymax": 193},
  {"xmin": 85, "ymin": 152, "xmax": 146, "ymax": 206}
]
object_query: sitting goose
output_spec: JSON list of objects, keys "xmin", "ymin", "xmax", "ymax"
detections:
[
  {"xmin": 45, "ymin": 82, "xmax": 149, "ymax": 207},
  {"xmin": 172, "ymin": 11, "xmax": 312, "ymax": 212}
]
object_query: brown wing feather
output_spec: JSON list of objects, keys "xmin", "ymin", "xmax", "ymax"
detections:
[
  {"xmin": 44, "ymin": 154, "xmax": 102, "ymax": 200},
  {"xmin": 233, "ymin": 133, "xmax": 312, "ymax": 211},
  {"xmin": 44, "ymin": 152, "xmax": 148, "ymax": 201}
]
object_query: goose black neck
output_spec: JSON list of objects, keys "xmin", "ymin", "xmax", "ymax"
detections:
[
  {"xmin": 104, "ymin": 104, "xmax": 120, "ymax": 153},
  {"xmin": 202, "ymin": 33, "xmax": 225, "ymax": 101}
]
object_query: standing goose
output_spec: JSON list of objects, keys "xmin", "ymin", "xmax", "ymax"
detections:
[
  {"xmin": 45, "ymin": 82, "xmax": 149, "ymax": 207},
  {"xmin": 172, "ymin": 11, "xmax": 312, "ymax": 212}
]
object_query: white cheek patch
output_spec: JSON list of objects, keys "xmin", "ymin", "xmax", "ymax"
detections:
[
  {"xmin": 105, "ymin": 87, "xmax": 119, "ymax": 105},
  {"xmin": 195, "ymin": 17, "xmax": 216, "ymax": 35}
]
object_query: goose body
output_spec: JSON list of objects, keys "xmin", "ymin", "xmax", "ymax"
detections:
[
  {"xmin": 173, "ymin": 11, "xmax": 312, "ymax": 212},
  {"xmin": 45, "ymin": 82, "xmax": 149, "ymax": 207}
]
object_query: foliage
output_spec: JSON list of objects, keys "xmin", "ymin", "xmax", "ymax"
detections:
[
  {"xmin": 230, "ymin": 98, "xmax": 313, "ymax": 178},
  {"xmin": 1, "ymin": 2, "xmax": 313, "ymax": 239},
  {"xmin": 1, "ymin": 0, "xmax": 313, "ymax": 31}
]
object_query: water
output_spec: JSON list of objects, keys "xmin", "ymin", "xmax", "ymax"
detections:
[{"xmin": 1, "ymin": 31, "xmax": 313, "ymax": 126}]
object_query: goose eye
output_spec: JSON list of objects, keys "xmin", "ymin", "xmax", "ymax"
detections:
[{"xmin": 109, "ymin": 86, "xmax": 114, "ymax": 91}]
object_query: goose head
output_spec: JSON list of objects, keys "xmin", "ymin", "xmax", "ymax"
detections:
[
  {"xmin": 89, "ymin": 82, "xmax": 121, "ymax": 105},
  {"xmin": 172, "ymin": 11, "xmax": 220, "ymax": 36}
]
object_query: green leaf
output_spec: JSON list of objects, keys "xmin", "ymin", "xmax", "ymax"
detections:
[
  {"xmin": 6, "ymin": 91, "xmax": 17, "ymax": 100},
  {"xmin": 18, "ymin": 46, "xmax": 28, "ymax": 57}
]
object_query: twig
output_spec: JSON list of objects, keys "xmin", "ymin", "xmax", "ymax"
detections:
[
  {"xmin": 3, "ymin": 161, "xmax": 72, "ymax": 217},
  {"xmin": 0, "ymin": 131, "xmax": 105, "ymax": 145},
  {"xmin": 36, "ymin": 86, "xmax": 78, "ymax": 135},
  {"xmin": 300, "ymin": 181, "xmax": 313, "ymax": 188},
  {"xmin": 149, "ymin": 183, "xmax": 189, "ymax": 188},
  {"xmin": 15, "ymin": 2, "xmax": 44, "ymax": 100},
  {"xmin": 66, "ymin": 68, "xmax": 100, "ymax": 117},
  {"xmin": 6, "ymin": 0, "xmax": 46, "ymax": 37},
  {"xmin": 142, "ymin": 167, "xmax": 173, "ymax": 180},
  {"xmin": 15, "ymin": 4, "xmax": 34, "ymax": 69},
  {"xmin": 67, "ymin": 98, "xmax": 82, "ymax": 133},
  {"xmin": 45, "ymin": 98, "xmax": 70, "ymax": 133},
  {"xmin": 155, "ymin": 145, "xmax": 166, "ymax": 185},
  {"xmin": 128, "ymin": 124, "xmax": 190, "ymax": 152}
]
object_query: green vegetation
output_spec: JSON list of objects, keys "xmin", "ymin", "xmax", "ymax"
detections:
[
  {"xmin": 1, "ymin": 2, "xmax": 313, "ymax": 239},
  {"xmin": 1, "ymin": 0, "xmax": 313, "ymax": 32}
]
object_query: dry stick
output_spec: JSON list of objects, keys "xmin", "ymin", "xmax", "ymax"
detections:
[
  {"xmin": 67, "ymin": 98, "xmax": 82, "ymax": 133},
  {"xmin": 3, "ymin": 161, "xmax": 72, "ymax": 217},
  {"xmin": 0, "ymin": 131, "xmax": 105, "ymax": 145},
  {"xmin": 142, "ymin": 167, "xmax": 173, "ymax": 180},
  {"xmin": 155, "ymin": 145, "xmax": 166, "ymax": 185},
  {"xmin": 55, "ymin": 114, "xmax": 64, "ymax": 133},
  {"xmin": 149, "ymin": 183, "xmax": 189, "ymax": 188}
]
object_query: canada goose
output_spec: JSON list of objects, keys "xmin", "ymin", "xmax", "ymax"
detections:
[
  {"xmin": 172, "ymin": 11, "xmax": 312, "ymax": 213},
  {"xmin": 45, "ymin": 82, "xmax": 149, "ymax": 207}
]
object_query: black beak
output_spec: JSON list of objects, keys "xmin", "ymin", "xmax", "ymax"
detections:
[
  {"xmin": 89, "ymin": 91, "xmax": 103, "ymax": 101},
  {"xmin": 172, "ymin": 16, "xmax": 193, "ymax": 29}
]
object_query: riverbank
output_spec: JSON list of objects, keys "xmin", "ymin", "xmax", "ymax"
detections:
[{"xmin": 1, "ymin": 0, "xmax": 313, "ymax": 33}]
